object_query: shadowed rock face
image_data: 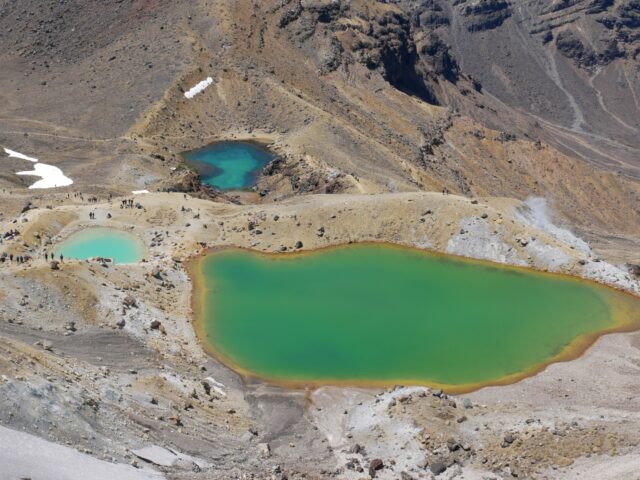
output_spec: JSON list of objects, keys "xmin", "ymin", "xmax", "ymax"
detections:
[
  {"xmin": 457, "ymin": 0, "xmax": 513, "ymax": 32},
  {"xmin": 274, "ymin": 0, "xmax": 639, "ymax": 175}
]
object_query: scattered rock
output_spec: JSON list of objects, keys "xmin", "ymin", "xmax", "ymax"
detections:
[
  {"xmin": 123, "ymin": 295, "xmax": 137, "ymax": 308},
  {"xmin": 368, "ymin": 458, "xmax": 384, "ymax": 477},
  {"xmin": 21, "ymin": 202, "xmax": 35, "ymax": 214},
  {"xmin": 447, "ymin": 438, "xmax": 461, "ymax": 451},
  {"xmin": 503, "ymin": 432, "xmax": 516, "ymax": 447},
  {"xmin": 626, "ymin": 263, "xmax": 640, "ymax": 277},
  {"xmin": 132, "ymin": 445, "xmax": 179, "ymax": 467},
  {"xmin": 149, "ymin": 320, "xmax": 161, "ymax": 330},
  {"xmin": 429, "ymin": 459, "xmax": 447, "ymax": 475},
  {"xmin": 350, "ymin": 443, "xmax": 366, "ymax": 456},
  {"xmin": 151, "ymin": 266, "xmax": 162, "ymax": 279}
]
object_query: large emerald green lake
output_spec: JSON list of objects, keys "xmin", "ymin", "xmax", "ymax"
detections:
[
  {"xmin": 182, "ymin": 141, "xmax": 274, "ymax": 190},
  {"xmin": 194, "ymin": 245, "xmax": 639, "ymax": 390},
  {"xmin": 54, "ymin": 228, "xmax": 145, "ymax": 263}
]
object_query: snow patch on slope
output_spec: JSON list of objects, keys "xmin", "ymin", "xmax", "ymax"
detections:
[
  {"xmin": 3, "ymin": 147, "xmax": 73, "ymax": 188},
  {"xmin": 184, "ymin": 77, "xmax": 213, "ymax": 99},
  {"xmin": 4, "ymin": 147, "xmax": 38, "ymax": 162},
  {"xmin": 17, "ymin": 162, "xmax": 73, "ymax": 189},
  {"xmin": 0, "ymin": 425, "xmax": 164, "ymax": 480}
]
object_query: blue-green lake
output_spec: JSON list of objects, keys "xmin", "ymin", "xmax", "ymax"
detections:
[
  {"xmin": 54, "ymin": 228, "xmax": 145, "ymax": 263},
  {"xmin": 192, "ymin": 245, "xmax": 640, "ymax": 391},
  {"xmin": 182, "ymin": 141, "xmax": 275, "ymax": 190}
]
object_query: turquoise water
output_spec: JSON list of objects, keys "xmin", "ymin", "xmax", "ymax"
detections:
[
  {"xmin": 53, "ymin": 228, "xmax": 145, "ymax": 263},
  {"xmin": 182, "ymin": 141, "xmax": 275, "ymax": 190},
  {"xmin": 194, "ymin": 245, "xmax": 640, "ymax": 390}
]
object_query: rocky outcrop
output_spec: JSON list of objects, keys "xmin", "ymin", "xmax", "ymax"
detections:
[
  {"xmin": 158, "ymin": 169, "xmax": 201, "ymax": 193},
  {"xmin": 457, "ymin": 0, "xmax": 512, "ymax": 32},
  {"xmin": 556, "ymin": 30, "xmax": 597, "ymax": 67},
  {"xmin": 415, "ymin": 33, "xmax": 460, "ymax": 83}
]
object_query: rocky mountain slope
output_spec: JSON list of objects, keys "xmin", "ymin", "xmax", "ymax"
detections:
[{"xmin": 1, "ymin": 1, "xmax": 640, "ymax": 479}]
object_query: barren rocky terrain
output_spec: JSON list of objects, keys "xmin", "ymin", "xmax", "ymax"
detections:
[{"xmin": 1, "ymin": 1, "xmax": 640, "ymax": 479}]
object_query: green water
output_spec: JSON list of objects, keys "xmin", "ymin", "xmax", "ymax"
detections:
[
  {"xmin": 197, "ymin": 245, "xmax": 639, "ymax": 388},
  {"xmin": 54, "ymin": 228, "xmax": 145, "ymax": 263},
  {"xmin": 182, "ymin": 141, "xmax": 275, "ymax": 190}
]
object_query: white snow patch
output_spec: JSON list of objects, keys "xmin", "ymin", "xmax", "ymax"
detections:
[
  {"xmin": 515, "ymin": 197, "xmax": 590, "ymax": 253},
  {"xmin": 132, "ymin": 189, "xmax": 150, "ymax": 194},
  {"xmin": 4, "ymin": 147, "xmax": 38, "ymax": 162},
  {"xmin": 184, "ymin": 77, "xmax": 213, "ymax": 99},
  {"xmin": 4, "ymin": 146, "xmax": 73, "ymax": 188},
  {"xmin": 0, "ymin": 425, "xmax": 164, "ymax": 480},
  {"xmin": 17, "ymin": 162, "xmax": 73, "ymax": 189}
]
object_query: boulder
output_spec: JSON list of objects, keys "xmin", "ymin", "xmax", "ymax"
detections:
[
  {"xmin": 151, "ymin": 266, "xmax": 162, "ymax": 279},
  {"xmin": 123, "ymin": 295, "xmax": 137, "ymax": 308},
  {"xmin": 368, "ymin": 458, "xmax": 384, "ymax": 477},
  {"xmin": 626, "ymin": 263, "xmax": 640, "ymax": 277},
  {"xmin": 503, "ymin": 432, "xmax": 516, "ymax": 447},
  {"xmin": 429, "ymin": 459, "xmax": 447, "ymax": 475}
]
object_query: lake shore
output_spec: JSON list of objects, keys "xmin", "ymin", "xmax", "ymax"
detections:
[{"xmin": 1, "ymin": 190, "xmax": 640, "ymax": 479}]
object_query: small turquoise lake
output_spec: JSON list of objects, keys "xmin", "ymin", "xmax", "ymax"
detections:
[
  {"xmin": 182, "ymin": 141, "xmax": 275, "ymax": 190},
  {"xmin": 54, "ymin": 228, "xmax": 145, "ymax": 263}
]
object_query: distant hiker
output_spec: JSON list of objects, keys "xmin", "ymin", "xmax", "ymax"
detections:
[
  {"xmin": 60, "ymin": 254, "xmax": 64, "ymax": 262},
  {"xmin": 44, "ymin": 252, "xmax": 48, "ymax": 261}
]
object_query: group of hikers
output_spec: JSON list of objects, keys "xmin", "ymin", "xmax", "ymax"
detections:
[
  {"xmin": 0, "ymin": 252, "xmax": 30, "ymax": 264},
  {"xmin": 43, "ymin": 251, "xmax": 63, "ymax": 262},
  {"xmin": 121, "ymin": 198, "xmax": 140, "ymax": 209},
  {"xmin": 0, "ymin": 251, "xmax": 64, "ymax": 264},
  {"xmin": 67, "ymin": 192, "xmax": 113, "ymax": 202},
  {"xmin": 1, "ymin": 193, "xmax": 144, "ymax": 267}
]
